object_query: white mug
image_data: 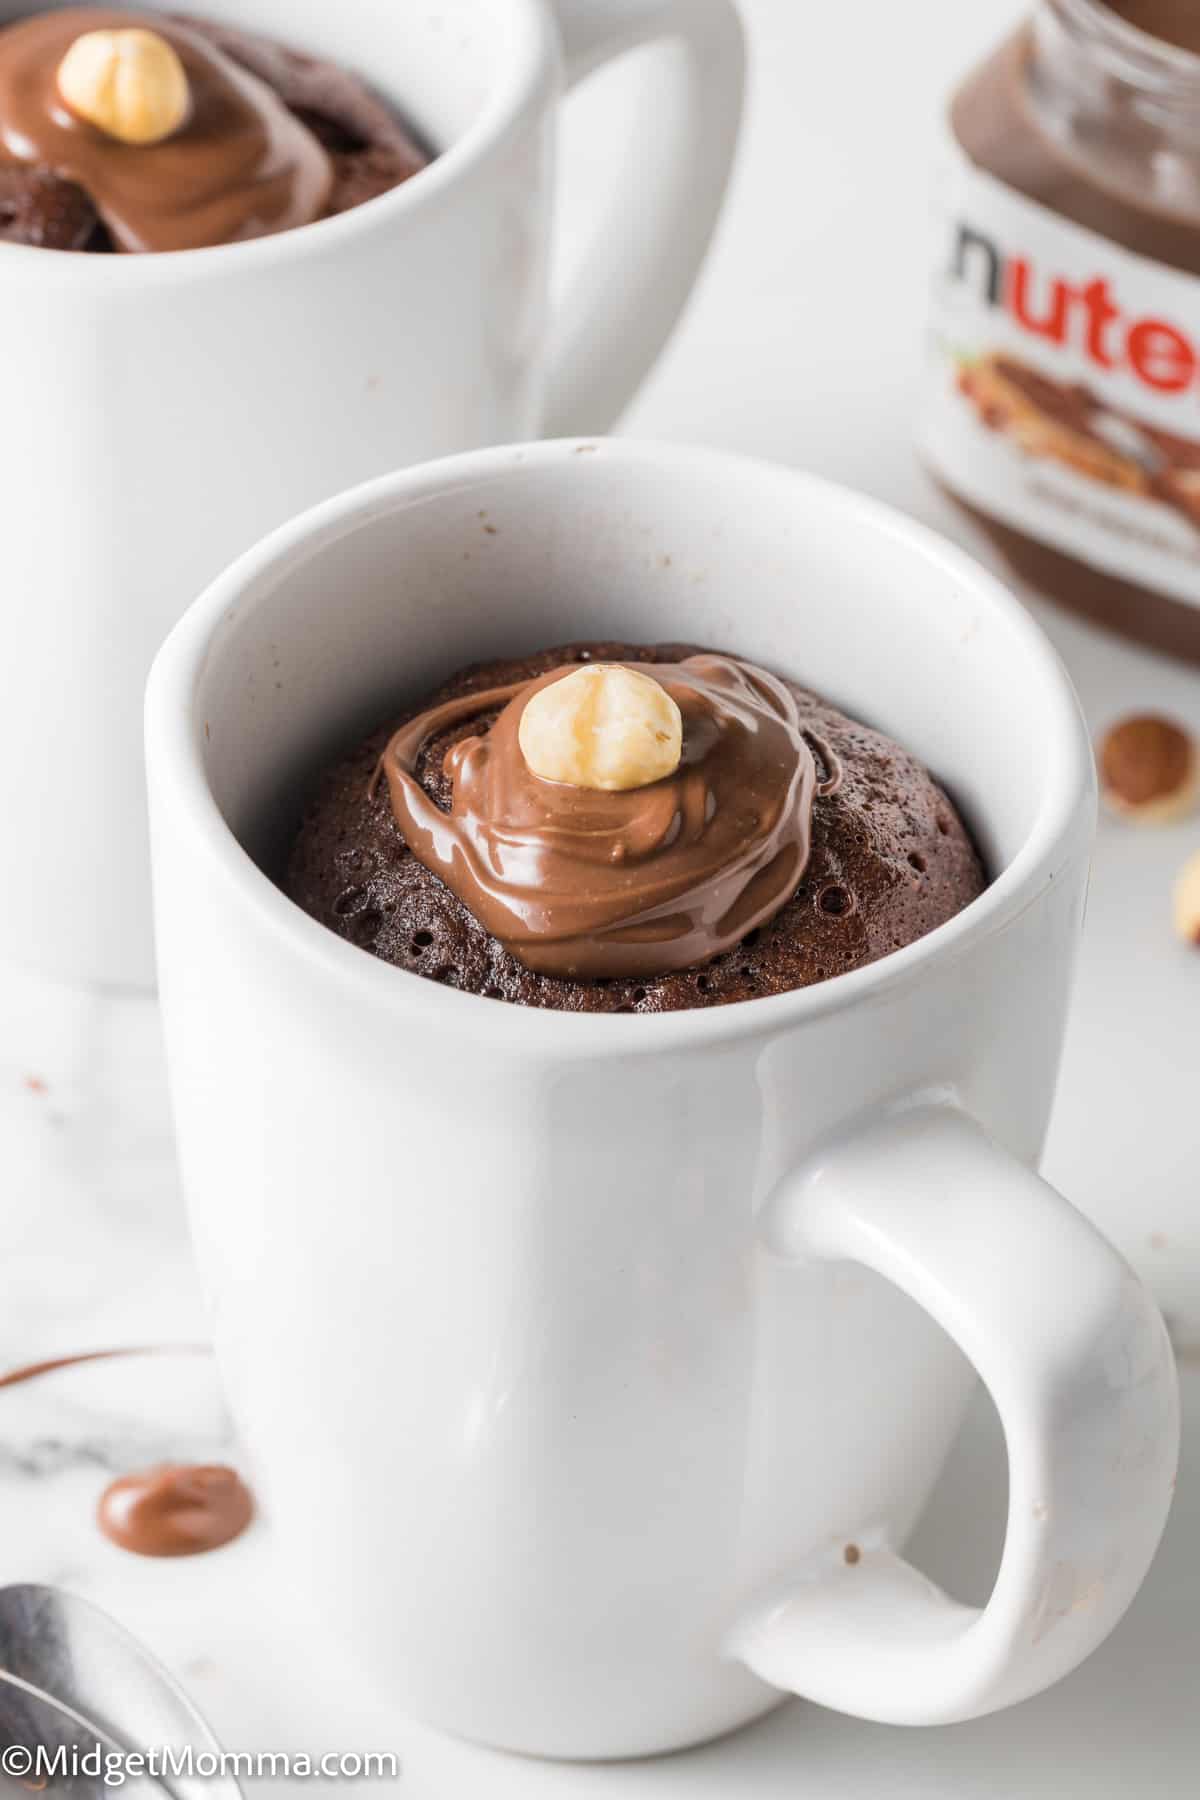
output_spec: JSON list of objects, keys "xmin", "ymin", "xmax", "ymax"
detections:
[
  {"xmin": 4, "ymin": 0, "xmax": 742, "ymax": 989},
  {"xmin": 145, "ymin": 441, "xmax": 1178, "ymax": 1760}
]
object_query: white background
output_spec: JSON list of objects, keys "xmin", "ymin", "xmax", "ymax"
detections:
[{"xmin": 1, "ymin": 1, "xmax": 1198, "ymax": 1795}]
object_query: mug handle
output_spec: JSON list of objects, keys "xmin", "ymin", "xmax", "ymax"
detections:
[
  {"xmin": 725, "ymin": 1104, "xmax": 1179, "ymax": 1725},
  {"xmin": 543, "ymin": 0, "xmax": 744, "ymax": 435}
]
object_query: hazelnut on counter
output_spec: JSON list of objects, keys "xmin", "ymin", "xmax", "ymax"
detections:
[
  {"xmin": 518, "ymin": 664, "xmax": 683, "ymax": 792},
  {"xmin": 1173, "ymin": 850, "xmax": 1200, "ymax": 947},
  {"xmin": 1097, "ymin": 714, "xmax": 1197, "ymax": 824},
  {"xmin": 57, "ymin": 27, "xmax": 190, "ymax": 146}
]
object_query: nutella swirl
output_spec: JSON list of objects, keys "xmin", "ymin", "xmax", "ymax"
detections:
[
  {"xmin": 0, "ymin": 8, "xmax": 332, "ymax": 251},
  {"xmin": 375, "ymin": 654, "xmax": 841, "ymax": 980}
]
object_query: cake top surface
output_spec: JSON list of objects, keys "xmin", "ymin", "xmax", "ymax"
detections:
[{"xmin": 283, "ymin": 643, "xmax": 987, "ymax": 1015}]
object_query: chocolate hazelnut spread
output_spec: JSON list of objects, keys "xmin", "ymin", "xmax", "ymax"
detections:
[
  {"xmin": 284, "ymin": 641, "xmax": 987, "ymax": 1013},
  {"xmin": 0, "ymin": 1347, "xmax": 252, "ymax": 1558},
  {"xmin": 374, "ymin": 653, "xmax": 841, "ymax": 980},
  {"xmin": 0, "ymin": 9, "xmax": 428, "ymax": 252},
  {"xmin": 0, "ymin": 1345, "xmax": 205, "ymax": 1387},
  {"xmin": 1098, "ymin": 711, "xmax": 1198, "ymax": 818},
  {"xmin": 0, "ymin": 10, "xmax": 331, "ymax": 252},
  {"xmin": 98, "ymin": 1464, "xmax": 253, "ymax": 1556},
  {"xmin": 1107, "ymin": 2, "xmax": 1200, "ymax": 55},
  {"xmin": 923, "ymin": 0, "xmax": 1200, "ymax": 660}
]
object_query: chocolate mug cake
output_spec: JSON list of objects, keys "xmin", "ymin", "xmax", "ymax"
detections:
[
  {"xmin": 0, "ymin": 7, "xmax": 428, "ymax": 251},
  {"xmin": 283, "ymin": 642, "xmax": 986, "ymax": 1013}
]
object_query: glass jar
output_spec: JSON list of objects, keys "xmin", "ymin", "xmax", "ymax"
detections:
[{"xmin": 920, "ymin": 1, "xmax": 1200, "ymax": 661}]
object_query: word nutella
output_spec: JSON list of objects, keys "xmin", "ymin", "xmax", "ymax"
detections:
[
  {"xmin": 953, "ymin": 229, "xmax": 1200, "ymax": 399},
  {"xmin": 921, "ymin": 1, "xmax": 1200, "ymax": 661}
]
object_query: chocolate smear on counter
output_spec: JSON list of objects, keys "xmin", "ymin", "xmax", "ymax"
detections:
[
  {"xmin": 0, "ymin": 1344, "xmax": 207, "ymax": 1387},
  {"xmin": 98, "ymin": 1463, "xmax": 253, "ymax": 1557},
  {"xmin": 1, "ymin": 1344, "xmax": 253, "ymax": 1557}
]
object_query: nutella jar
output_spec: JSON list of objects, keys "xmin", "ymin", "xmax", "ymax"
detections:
[{"xmin": 922, "ymin": 0, "xmax": 1200, "ymax": 660}]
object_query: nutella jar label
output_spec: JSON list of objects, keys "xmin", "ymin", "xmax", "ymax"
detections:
[{"xmin": 921, "ymin": 136, "xmax": 1200, "ymax": 609}]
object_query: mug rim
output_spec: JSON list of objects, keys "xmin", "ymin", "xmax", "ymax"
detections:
[
  {"xmin": 145, "ymin": 438, "xmax": 1097, "ymax": 1057},
  {"xmin": 0, "ymin": 0, "xmax": 557, "ymax": 288}
]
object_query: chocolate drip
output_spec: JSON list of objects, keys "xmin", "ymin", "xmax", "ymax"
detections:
[
  {"xmin": 374, "ymin": 654, "xmax": 840, "ymax": 980},
  {"xmin": 0, "ymin": 1344, "xmax": 207, "ymax": 1387},
  {"xmin": 0, "ymin": 8, "xmax": 331, "ymax": 251},
  {"xmin": 97, "ymin": 1463, "xmax": 253, "ymax": 1557}
]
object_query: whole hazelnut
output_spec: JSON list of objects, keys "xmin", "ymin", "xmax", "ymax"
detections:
[
  {"xmin": 57, "ymin": 28, "xmax": 190, "ymax": 148},
  {"xmin": 1098, "ymin": 714, "xmax": 1197, "ymax": 824},
  {"xmin": 1172, "ymin": 849, "xmax": 1200, "ymax": 946},
  {"xmin": 518, "ymin": 664, "xmax": 683, "ymax": 792}
]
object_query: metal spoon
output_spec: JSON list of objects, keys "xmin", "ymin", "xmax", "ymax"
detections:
[
  {"xmin": 0, "ymin": 1587, "xmax": 240, "ymax": 1800},
  {"xmin": 0, "ymin": 1664, "xmax": 163, "ymax": 1800}
]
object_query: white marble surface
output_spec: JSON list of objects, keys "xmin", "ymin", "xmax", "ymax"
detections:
[
  {"xmin": 1, "ymin": 0, "xmax": 1199, "ymax": 1793},
  {"xmin": 0, "ymin": 1328, "xmax": 1194, "ymax": 1800}
]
